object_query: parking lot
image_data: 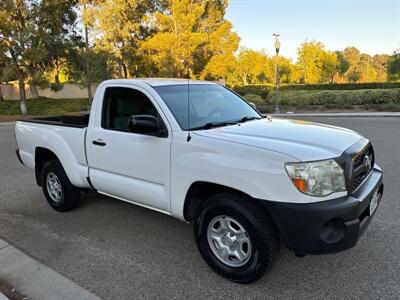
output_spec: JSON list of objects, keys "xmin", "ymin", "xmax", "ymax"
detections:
[{"xmin": 0, "ymin": 117, "xmax": 399, "ymax": 299}]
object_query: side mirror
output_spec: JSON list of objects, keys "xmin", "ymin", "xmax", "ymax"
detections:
[
  {"xmin": 249, "ymin": 102, "xmax": 257, "ymax": 110},
  {"xmin": 128, "ymin": 115, "xmax": 162, "ymax": 136}
]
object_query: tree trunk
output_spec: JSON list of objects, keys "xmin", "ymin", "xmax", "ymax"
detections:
[
  {"xmin": 54, "ymin": 58, "xmax": 60, "ymax": 83},
  {"xmin": 83, "ymin": 12, "xmax": 92, "ymax": 103},
  {"xmin": 29, "ymin": 84, "xmax": 39, "ymax": 99},
  {"xmin": 117, "ymin": 61, "xmax": 122, "ymax": 79},
  {"xmin": 28, "ymin": 65, "xmax": 39, "ymax": 98},
  {"xmin": 122, "ymin": 63, "xmax": 128, "ymax": 79},
  {"xmin": 8, "ymin": 46, "xmax": 27, "ymax": 113},
  {"xmin": 0, "ymin": 85, "xmax": 4, "ymax": 101},
  {"xmin": 17, "ymin": 71, "xmax": 27, "ymax": 115},
  {"xmin": 87, "ymin": 81, "xmax": 93, "ymax": 103}
]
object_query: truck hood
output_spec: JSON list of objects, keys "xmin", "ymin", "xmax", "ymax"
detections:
[{"xmin": 194, "ymin": 117, "xmax": 364, "ymax": 161}]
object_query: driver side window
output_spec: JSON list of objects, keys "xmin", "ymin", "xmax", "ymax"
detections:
[{"xmin": 101, "ymin": 87, "xmax": 158, "ymax": 132}]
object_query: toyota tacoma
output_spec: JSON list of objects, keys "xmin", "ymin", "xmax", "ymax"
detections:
[{"xmin": 15, "ymin": 79, "xmax": 384, "ymax": 283}]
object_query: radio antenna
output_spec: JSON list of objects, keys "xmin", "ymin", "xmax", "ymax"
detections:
[
  {"xmin": 186, "ymin": 73, "xmax": 191, "ymax": 142},
  {"xmin": 186, "ymin": 34, "xmax": 191, "ymax": 142}
]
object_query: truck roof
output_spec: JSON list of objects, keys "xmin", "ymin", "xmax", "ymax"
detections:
[{"xmin": 101, "ymin": 78, "xmax": 218, "ymax": 87}]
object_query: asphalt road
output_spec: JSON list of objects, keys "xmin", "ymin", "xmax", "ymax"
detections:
[{"xmin": 0, "ymin": 117, "xmax": 399, "ymax": 299}]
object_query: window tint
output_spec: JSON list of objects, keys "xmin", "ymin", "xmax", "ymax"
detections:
[
  {"xmin": 154, "ymin": 84, "xmax": 260, "ymax": 130},
  {"xmin": 101, "ymin": 87, "xmax": 158, "ymax": 132}
]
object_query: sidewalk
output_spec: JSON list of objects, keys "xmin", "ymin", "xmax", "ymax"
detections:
[
  {"xmin": 0, "ymin": 293, "xmax": 9, "ymax": 300},
  {"xmin": 0, "ymin": 239, "xmax": 101, "ymax": 300}
]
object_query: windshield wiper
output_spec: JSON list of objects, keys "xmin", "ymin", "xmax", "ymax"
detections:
[
  {"xmin": 190, "ymin": 121, "xmax": 238, "ymax": 131},
  {"xmin": 236, "ymin": 116, "xmax": 262, "ymax": 123}
]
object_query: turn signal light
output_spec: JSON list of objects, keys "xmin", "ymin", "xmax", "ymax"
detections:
[{"xmin": 291, "ymin": 179, "xmax": 308, "ymax": 193}]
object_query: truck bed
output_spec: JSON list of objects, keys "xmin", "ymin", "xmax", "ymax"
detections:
[{"xmin": 20, "ymin": 112, "xmax": 90, "ymax": 128}]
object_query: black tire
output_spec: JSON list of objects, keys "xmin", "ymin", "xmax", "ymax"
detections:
[
  {"xmin": 193, "ymin": 192, "xmax": 280, "ymax": 283},
  {"xmin": 41, "ymin": 160, "xmax": 81, "ymax": 212}
]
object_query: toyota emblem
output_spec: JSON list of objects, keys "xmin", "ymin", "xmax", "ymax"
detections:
[{"xmin": 363, "ymin": 155, "xmax": 371, "ymax": 172}]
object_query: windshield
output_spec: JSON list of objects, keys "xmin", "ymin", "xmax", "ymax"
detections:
[{"xmin": 154, "ymin": 84, "xmax": 261, "ymax": 130}]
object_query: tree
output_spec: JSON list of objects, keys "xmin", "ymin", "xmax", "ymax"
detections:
[
  {"xmin": 66, "ymin": 48, "xmax": 112, "ymax": 95},
  {"xmin": 356, "ymin": 54, "xmax": 377, "ymax": 82},
  {"xmin": 276, "ymin": 56, "xmax": 298, "ymax": 83},
  {"xmin": 0, "ymin": 0, "xmax": 78, "ymax": 113},
  {"xmin": 0, "ymin": 52, "xmax": 17, "ymax": 101},
  {"xmin": 0, "ymin": 0, "xmax": 30, "ymax": 113},
  {"xmin": 297, "ymin": 41, "xmax": 326, "ymax": 84},
  {"xmin": 142, "ymin": 0, "xmax": 239, "ymax": 79},
  {"xmin": 387, "ymin": 50, "xmax": 400, "ymax": 81},
  {"xmin": 343, "ymin": 47, "xmax": 361, "ymax": 82},
  {"xmin": 25, "ymin": 0, "xmax": 78, "ymax": 97},
  {"xmin": 86, "ymin": 0, "xmax": 164, "ymax": 79},
  {"xmin": 343, "ymin": 48, "xmax": 380, "ymax": 83},
  {"xmin": 230, "ymin": 48, "xmax": 270, "ymax": 85},
  {"xmin": 75, "ymin": 0, "xmax": 96, "ymax": 101},
  {"xmin": 331, "ymin": 51, "xmax": 350, "ymax": 83},
  {"xmin": 372, "ymin": 54, "xmax": 389, "ymax": 82},
  {"xmin": 321, "ymin": 51, "xmax": 337, "ymax": 83}
]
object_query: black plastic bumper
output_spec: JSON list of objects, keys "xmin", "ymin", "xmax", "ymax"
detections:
[{"xmin": 259, "ymin": 167, "xmax": 383, "ymax": 255}]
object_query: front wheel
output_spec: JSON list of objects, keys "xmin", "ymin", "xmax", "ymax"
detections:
[
  {"xmin": 41, "ymin": 160, "xmax": 80, "ymax": 212},
  {"xmin": 194, "ymin": 192, "xmax": 280, "ymax": 283}
]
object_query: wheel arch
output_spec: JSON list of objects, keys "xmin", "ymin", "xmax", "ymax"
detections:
[
  {"xmin": 35, "ymin": 147, "xmax": 60, "ymax": 186},
  {"xmin": 183, "ymin": 181, "xmax": 274, "ymax": 224}
]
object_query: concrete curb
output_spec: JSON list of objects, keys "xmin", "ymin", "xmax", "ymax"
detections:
[
  {"xmin": 0, "ymin": 122, "xmax": 16, "ymax": 126},
  {"xmin": 267, "ymin": 112, "xmax": 400, "ymax": 117},
  {"xmin": 0, "ymin": 239, "xmax": 101, "ymax": 300}
]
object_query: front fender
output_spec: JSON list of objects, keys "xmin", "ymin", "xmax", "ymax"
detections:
[{"xmin": 170, "ymin": 132, "xmax": 312, "ymax": 220}]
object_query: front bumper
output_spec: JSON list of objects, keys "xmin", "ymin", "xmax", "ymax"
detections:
[{"xmin": 259, "ymin": 166, "xmax": 383, "ymax": 255}]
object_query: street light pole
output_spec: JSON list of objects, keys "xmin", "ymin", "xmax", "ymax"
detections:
[{"xmin": 273, "ymin": 33, "xmax": 281, "ymax": 113}]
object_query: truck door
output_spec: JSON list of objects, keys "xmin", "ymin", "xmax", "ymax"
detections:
[{"xmin": 86, "ymin": 85, "xmax": 171, "ymax": 213}]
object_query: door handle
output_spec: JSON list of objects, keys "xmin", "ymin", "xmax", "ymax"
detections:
[{"xmin": 92, "ymin": 139, "xmax": 106, "ymax": 146}]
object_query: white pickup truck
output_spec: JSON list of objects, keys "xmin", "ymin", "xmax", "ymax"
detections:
[{"xmin": 15, "ymin": 79, "xmax": 383, "ymax": 283}]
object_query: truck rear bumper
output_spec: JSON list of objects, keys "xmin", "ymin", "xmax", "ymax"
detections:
[
  {"xmin": 16, "ymin": 149, "xmax": 24, "ymax": 166},
  {"xmin": 259, "ymin": 167, "xmax": 383, "ymax": 255}
]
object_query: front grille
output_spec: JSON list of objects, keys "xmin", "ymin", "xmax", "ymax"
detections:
[{"xmin": 351, "ymin": 144, "xmax": 374, "ymax": 192}]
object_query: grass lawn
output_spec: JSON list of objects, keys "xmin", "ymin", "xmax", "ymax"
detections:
[{"xmin": 0, "ymin": 98, "xmax": 91, "ymax": 116}]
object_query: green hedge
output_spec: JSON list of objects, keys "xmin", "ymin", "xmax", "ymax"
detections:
[
  {"xmin": 280, "ymin": 82, "xmax": 400, "ymax": 91},
  {"xmin": 264, "ymin": 89, "xmax": 400, "ymax": 106},
  {"xmin": 0, "ymin": 98, "xmax": 90, "ymax": 115},
  {"xmin": 242, "ymin": 89, "xmax": 400, "ymax": 113},
  {"xmin": 233, "ymin": 85, "xmax": 270, "ymax": 98},
  {"xmin": 233, "ymin": 82, "xmax": 400, "ymax": 96}
]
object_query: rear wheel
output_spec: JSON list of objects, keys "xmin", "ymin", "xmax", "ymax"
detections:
[
  {"xmin": 41, "ymin": 160, "xmax": 80, "ymax": 212},
  {"xmin": 193, "ymin": 192, "xmax": 280, "ymax": 283}
]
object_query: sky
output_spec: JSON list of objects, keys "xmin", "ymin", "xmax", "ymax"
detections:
[{"xmin": 225, "ymin": 0, "xmax": 400, "ymax": 60}]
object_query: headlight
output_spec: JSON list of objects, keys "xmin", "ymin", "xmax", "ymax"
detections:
[{"xmin": 285, "ymin": 159, "xmax": 346, "ymax": 196}]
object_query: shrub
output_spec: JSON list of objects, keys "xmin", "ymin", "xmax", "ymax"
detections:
[
  {"xmin": 243, "ymin": 94, "xmax": 265, "ymax": 105},
  {"xmin": 233, "ymin": 82, "xmax": 400, "ymax": 93},
  {"xmin": 232, "ymin": 86, "xmax": 270, "ymax": 99},
  {"xmin": 264, "ymin": 89, "xmax": 400, "ymax": 106},
  {"xmin": 0, "ymin": 98, "xmax": 90, "ymax": 115},
  {"xmin": 50, "ymin": 83, "xmax": 64, "ymax": 92}
]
